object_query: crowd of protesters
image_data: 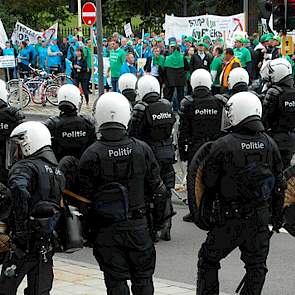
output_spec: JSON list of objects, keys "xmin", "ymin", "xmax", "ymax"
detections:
[{"xmin": 1, "ymin": 29, "xmax": 295, "ymax": 109}]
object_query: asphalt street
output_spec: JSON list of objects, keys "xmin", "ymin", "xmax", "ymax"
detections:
[{"xmin": 26, "ymin": 112, "xmax": 295, "ymax": 295}]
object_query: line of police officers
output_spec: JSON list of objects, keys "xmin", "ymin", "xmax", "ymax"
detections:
[{"xmin": 0, "ymin": 56, "xmax": 293, "ymax": 294}]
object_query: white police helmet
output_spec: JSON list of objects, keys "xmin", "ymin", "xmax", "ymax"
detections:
[
  {"xmin": 190, "ymin": 69, "xmax": 212, "ymax": 90},
  {"xmin": 137, "ymin": 75, "xmax": 160, "ymax": 100},
  {"xmin": 118, "ymin": 73, "xmax": 137, "ymax": 92},
  {"xmin": 228, "ymin": 68, "xmax": 249, "ymax": 90},
  {"xmin": 0, "ymin": 79, "xmax": 8, "ymax": 103},
  {"xmin": 222, "ymin": 92, "xmax": 262, "ymax": 130},
  {"xmin": 94, "ymin": 92, "xmax": 131, "ymax": 129},
  {"xmin": 57, "ymin": 84, "xmax": 82, "ymax": 110},
  {"xmin": 9, "ymin": 121, "xmax": 51, "ymax": 158},
  {"xmin": 260, "ymin": 58, "xmax": 292, "ymax": 84}
]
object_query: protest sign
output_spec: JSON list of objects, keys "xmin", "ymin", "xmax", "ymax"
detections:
[
  {"xmin": 0, "ymin": 19, "xmax": 8, "ymax": 49},
  {"xmin": 0, "ymin": 56, "xmax": 16, "ymax": 68},
  {"xmin": 11, "ymin": 22, "xmax": 58, "ymax": 44},
  {"xmin": 92, "ymin": 55, "xmax": 110, "ymax": 86},
  {"xmin": 124, "ymin": 23, "xmax": 133, "ymax": 37},
  {"xmin": 164, "ymin": 13, "xmax": 245, "ymax": 44}
]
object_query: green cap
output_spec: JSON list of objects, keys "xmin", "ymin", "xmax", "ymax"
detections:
[
  {"xmin": 234, "ymin": 35, "xmax": 244, "ymax": 42},
  {"xmin": 260, "ymin": 33, "xmax": 273, "ymax": 42},
  {"xmin": 273, "ymin": 35, "xmax": 281, "ymax": 43},
  {"xmin": 197, "ymin": 41, "xmax": 206, "ymax": 47},
  {"xmin": 242, "ymin": 38, "xmax": 250, "ymax": 44},
  {"xmin": 253, "ymin": 39, "xmax": 259, "ymax": 46},
  {"xmin": 215, "ymin": 37, "xmax": 224, "ymax": 45},
  {"xmin": 127, "ymin": 40, "xmax": 133, "ymax": 46},
  {"xmin": 202, "ymin": 35, "xmax": 211, "ymax": 42},
  {"xmin": 185, "ymin": 36, "xmax": 194, "ymax": 43},
  {"xmin": 169, "ymin": 41, "xmax": 177, "ymax": 47},
  {"xmin": 157, "ymin": 37, "xmax": 163, "ymax": 42}
]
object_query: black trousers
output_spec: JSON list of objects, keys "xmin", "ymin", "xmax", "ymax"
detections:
[
  {"xmin": 0, "ymin": 251, "xmax": 53, "ymax": 295},
  {"xmin": 93, "ymin": 219, "xmax": 156, "ymax": 295},
  {"xmin": 165, "ymin": 86, "xmax": 185, "ymax": 110},
  {"xmin": 197, "ymin": 209, "xmax": 271, "ymax": 295},
  {"xmin": 74, "ymin": 78, "xmax": 89, "ymax": 104}
]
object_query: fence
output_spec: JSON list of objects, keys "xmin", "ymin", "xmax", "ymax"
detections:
[{"xmin": 58, "ymin": 23, "xmax": 164, "ymax": 39}]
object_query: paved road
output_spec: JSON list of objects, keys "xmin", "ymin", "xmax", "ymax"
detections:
[{"xmin": 26, "ymin": 112, "xmax": 295, "ymax": 295}]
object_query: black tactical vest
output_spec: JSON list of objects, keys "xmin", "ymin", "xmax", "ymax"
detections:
[
  {"xmin": 272, "ymin": 86, "xmax": 295, "ymax": 132},
  {"xmin": 142, "ymin": 99, "xmax": 176, "ymax": 142},
  {"xmin": 21, "ymin": 159, "xmax": 64, "ymax": 212},
  {"xmin": 97, "ymin": 138, "xmax": 147, "ymax": 211},
  {"xmin": 219, "ymin": 133, "xmax": 274, "ymax": 204},
  {"xmin": 50, "ymin": 115, "xmax": 93, "ymax": 160},
  {"xmin": 190, "ymin": 96, "xmax": 223, "ymax": 141}
]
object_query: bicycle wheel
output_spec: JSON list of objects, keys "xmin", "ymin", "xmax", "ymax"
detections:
[
  {"xmin": 7, "ymin": 79, "xmax": 22, "ymax": 93},
  {"xmin": 54, "ymin": 73, "xmax": 74, "ymax": 86},
  {"xmin": 8, "ymin": 88, "xmax": 31, "ymax": 109},
  {"xmin": 45, "ymin": 84, "xmax": 59, "ymax": 106}
]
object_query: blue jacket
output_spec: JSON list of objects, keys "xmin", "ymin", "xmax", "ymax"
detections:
[
  {"xmin": 27, "ymin": 44, "xmax": 37, "ymax": 65},
  {"xmin": 18, "ymin": 47, "xmax": 30, "ymax": 66},
  {"xmin": 37, "ymin": 47, "xmax": 48, "ymax": 69},
  {"xmin": 119, "ymin": 62, "xmax": 143, "ymax": 77},
  {"xmin": 3, "ymin": 48, "xmax": 14, "ymax": 56},
  {"xmin": 47, "ymin": 44, "xmax": 62, "ymax": 67}
]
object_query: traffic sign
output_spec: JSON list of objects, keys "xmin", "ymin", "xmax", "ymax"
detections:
[
  {"xmin": 282, "ymin": 35, "xmax": 294, "ymax": 56},
  {"xmin": 82, "ymin": 2, "xmax": 96, "ymax": 26}
]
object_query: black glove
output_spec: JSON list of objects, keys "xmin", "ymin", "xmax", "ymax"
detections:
[{"xmin": 271, "ymin": 214, "xmax": 283, "ymax": 233}]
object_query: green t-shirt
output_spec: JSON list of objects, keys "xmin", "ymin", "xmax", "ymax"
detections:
[
  {"xmin": 210, "ymin": 56, "xmax": 224, "ymax": 86},
  {"xmin": 233, "ymin": 47, "xmax": 251, "ymax": 68},
  {"xmin": 109, "ymin": 48, "xmax": 126, "ymax": 78}
]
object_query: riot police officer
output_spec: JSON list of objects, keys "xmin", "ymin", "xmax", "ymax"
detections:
[
  {"xmin": 261, "ymin": 58, "xmax": 295, "ymax": 169},
  {"xmin": 44, "ymin": 84, "xmax": 96, "ymax": 161},
  {"xmin": 0, "ymin": 121, "xmax": 65, "ymax": 295},
  {"xmin": 178, "ymin": 69, "xmax": 226, "ymax": 222},
  {"xmin": 227, "ymin": 67, "xmax": 250, "ymax": 96},
  {"xmin": 128, "ymin": 75, "xmax": 176, "ymax": 241},
  {"xmin": 0, "ymin": 79, "xmax": 24, "ymax": 185},
  {"xmin": 196, "ymin": 92, "xmax": 285, "ymax": 295},
  {"xmin": 118, "ymin": 73, "xmax": 138, "ymax": 106},
  {"xmin": 79, "ymin": 92, "xmax": 168, "ymax": 295}
]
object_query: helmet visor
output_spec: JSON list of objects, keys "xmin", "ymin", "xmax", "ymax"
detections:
[{"xmin": 6, "ymin": 139, "xmax": 23, "ymax": 169}]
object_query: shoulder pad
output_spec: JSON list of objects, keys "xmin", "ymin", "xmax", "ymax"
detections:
[
  {"xmin": 79, "ymin": 114, "xmax": 95, "ymax": 126},
  {"xmin": 214, "ymin": 94, "xmax": 228, "ymax": 105},
  {"xmin": 180, "ymin": 96, "xmax": 193, "ymax": 111},
  {"xmin": 133, "ymin": 101, "xmax": 148, "ymax": 112},
  {"xmin": 266, "ymin": 86, "xmax": 282, "ymax": 99},
  {"xmin": 44, "ymin": 116, "xmax": 61, "ymax": 128}
]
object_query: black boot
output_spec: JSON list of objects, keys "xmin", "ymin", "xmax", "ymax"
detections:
[{"xmin": 183, "ymin": 212, "xmax": 193, "ymax": 222}]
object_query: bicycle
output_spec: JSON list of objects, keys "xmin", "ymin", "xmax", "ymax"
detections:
[{"xmin": 7, "ymin": 75, "xmax": 60, "ymax": 109}]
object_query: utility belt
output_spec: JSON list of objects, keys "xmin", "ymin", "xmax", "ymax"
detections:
[{"xmin": 211, "ymin": 199, "xmax": 269, "ymax": 225}]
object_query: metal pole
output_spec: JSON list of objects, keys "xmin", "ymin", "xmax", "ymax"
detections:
[
  {"xmin": 244, "ymin": 0, "xmax": 249, "ymax": 33},
  {"xmin": 90, "ymin": 25, "xmax": 95, "ymax": 93},
  {"xmin": 77, "ymin": 0, "xmax": 82, "ymax": 29},
  {"xmin": 96, "ymin": 0, "xmax": 104, "ymax": 97}
]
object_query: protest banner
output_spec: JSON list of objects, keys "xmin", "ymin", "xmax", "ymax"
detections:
[
  {"xmin": 92, "ymin": 55, "xmax": 110, "ymax": 86},
  {"xmin": 11, "ymin": 22, "xmax": 58, "ymax": 45},
  {"xmin": 164, "ymin": 13, "xmax": 245, "ymax": 44},
  {"xmin": 0, "ymin": 56, "xmax": 16, "ymax": 68},
  {"xmin": 0, "ymin": 19, "xmax": 8, "ymax": 49}
]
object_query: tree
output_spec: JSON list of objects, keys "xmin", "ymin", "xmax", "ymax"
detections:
[{"xmin": 0, "ymin": 0, "xmax": 72, "ymax": 34}]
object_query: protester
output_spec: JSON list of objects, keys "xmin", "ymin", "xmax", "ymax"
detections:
[
  {"xmin": 151, "ymin": 46, "xmax": 165, "ymax": 93},
  {"xmin": 2, "ymin": 41, "xmax": 16, "ymax": 81},
  {"xmin": 190, "ymin": 41, "xmax": 212, "ymax": 73},
  {"xmin": 120, "ymin": 52, "xmax": 143, "ymax": 77},
  {"xmin": 17, "ymin": 41, "xmax": 30, "ymax": 78},
  {"xmin": 184, "ymin": 46, "xmax": 195, "ymax": 95},
  {"xmin": 36, "ymin": 39, "xmax": 48, "ymax": 70},
  {"xmin": 210, "ymin": 46, "xmax": 224, "ymax": 95},
  {"xmin": 47, "ymin": 37, "xmax": 63, "ymax": 73},
  {"xmin": 71, "ymin": 48, "xmax": 89, "ymax": 106}
]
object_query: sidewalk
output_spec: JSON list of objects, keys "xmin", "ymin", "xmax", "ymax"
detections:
[{"xmin": 16, "ymin": 256, "xmax": 196, "ymax": 295}]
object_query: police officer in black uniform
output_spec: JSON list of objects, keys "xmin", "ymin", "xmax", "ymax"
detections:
[
  {"xmin": 178, "ymin": 69, "xmax": 226, "ymax": 222},
  {"xmin": 196, "ymin": 92, "xmax": 285, "ymax": 295},
  {"xmin": 118, "ymin": 73, "xmax": 138, "ymax": 107},
  {"xmin": 128, "ymin": 75, "xmax": 176, "ymax": 241},
  {"xmin": 44, "ymin": 84, "xmax": 96, "ymax": 161},
  {"xmin": 79, "ymin": 92, "xmax": 168, "ymax": 295},
  {"xmin": 0, "ymin": 79, "xmax": 24, "ymax": 185},
  {"xmin": 261, "ymin": 58, "xmax": 295, "ymax": 169},
  {"xmin": 0, "ymin": 121, "xmax": 65, "ymax": 295}
]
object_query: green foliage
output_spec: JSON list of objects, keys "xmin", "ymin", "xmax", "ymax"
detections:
[{"xmin": 0, "ymin": 0, "xmax": 72, "ymax": 34}]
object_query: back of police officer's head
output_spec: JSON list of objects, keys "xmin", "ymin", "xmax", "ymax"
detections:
[
  {"xmin": 118, "ymin": 73, "xmax": 137, "ymax": 104},
  {"xmin": 228, "ymin": 67, "xmax": 249, "ymax": 90},
  {"xmin": 137, "ymin": 75, "xmax": 160, "ymax": 101},
  {"xmin": 94, "ymin": 92, "xmax": 131, "ymax": 138},
  {"xmin": 190, "ymin": 69, "xmax": 212, "ymax": 94},
  {"xmin": 223, "ymin": 91, "xmax": 264, "ymax": 132},
  {"xmin": 9, "ymin": 121, "xmax": 52, "ymax": 163},
  {"xmin": 0, "ymin": 79, "xmax": 8, "ymax": 105},
  {"xmin": 260, "ymin": 57, "xmax": 292, "ymax": 85},
  {"xmin": 57, "ymin": 84, "xmax": 82, "ymax": 114}
]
